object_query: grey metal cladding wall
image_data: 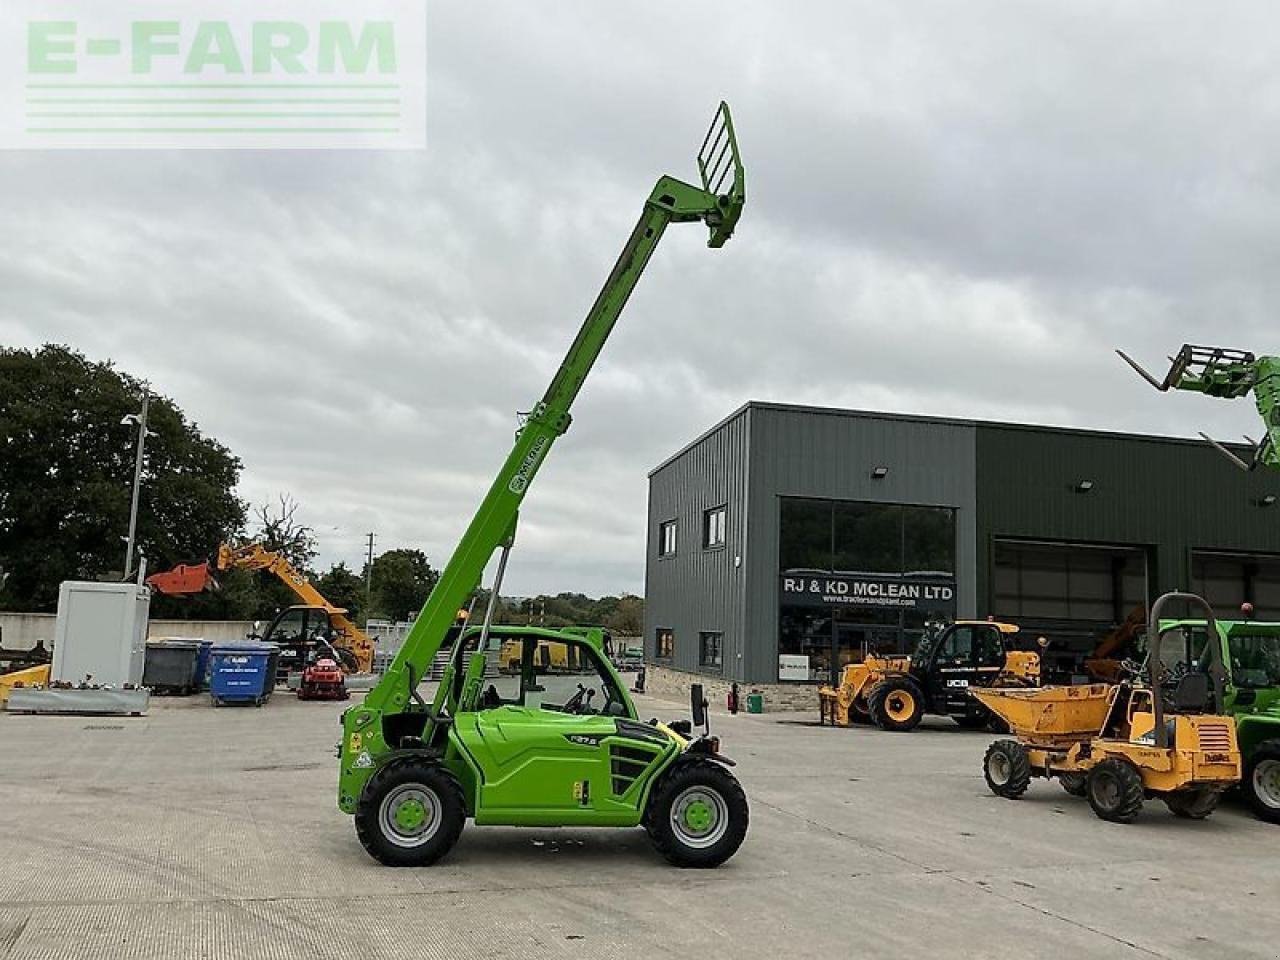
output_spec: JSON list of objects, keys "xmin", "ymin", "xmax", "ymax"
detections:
[
  {"xmin": 744, "ymin": 405, "xmax": 979, "ymax": 683},
  {"xmin": 974, "ymin": 424, "xmax": 1280, "ymax": 602},
  {"xmin": 644, "ymin": 408, "xmax": 750, "ymax": 679}
]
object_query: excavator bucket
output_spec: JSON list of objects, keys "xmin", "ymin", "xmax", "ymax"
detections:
[
  {"xmin": 697, "ymin": 101, "xmax": 746, "ymax": 248},
  {"xmin": 145, "ymin": 562, "xmax": 217, "ymax": 596}
]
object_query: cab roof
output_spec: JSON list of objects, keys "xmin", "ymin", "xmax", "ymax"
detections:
[{"xmin": 956, "ymin": 620, "xmax": 1020, "ymax": 634}]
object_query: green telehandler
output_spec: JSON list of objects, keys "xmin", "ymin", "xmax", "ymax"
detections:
[
  {"xmin": 1162, "ymin": 614, "xmax": 1280, "ymax": 822},
  {"xmin": 337, "ymin": 103, "xmax": 749, "ymax": 867}
]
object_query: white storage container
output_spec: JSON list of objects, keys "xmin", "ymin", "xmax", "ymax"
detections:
[{"xmin": 52, "ymin": 581, "xmax": 150, "ymax": 686}]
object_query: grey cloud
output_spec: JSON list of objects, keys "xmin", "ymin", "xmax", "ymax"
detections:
[{"xmin": 3, "ymin": 1, "xmax": 1278, "ymax": 595}]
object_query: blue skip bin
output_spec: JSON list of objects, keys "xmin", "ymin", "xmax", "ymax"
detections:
[{"xmin": 209, "ymin": 643, "xmax": 280, "ymax": 707}]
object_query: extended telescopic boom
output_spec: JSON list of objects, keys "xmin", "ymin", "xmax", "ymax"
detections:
[{"xmin": 338, "ymin": 104, "xmax": 745, "ymax": 807}]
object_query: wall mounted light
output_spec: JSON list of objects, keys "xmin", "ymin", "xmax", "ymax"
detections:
[
  {"xmin": 871, "ymin": 466, "xmax": 889, "ymax": 480},
  {"xmin": 1260, "ymin": 494, "xmax": 1277, "ymax": 507},
  {"xmin": 1074, "ymin": 480, "xmax": 1094, "ymax": 493}
]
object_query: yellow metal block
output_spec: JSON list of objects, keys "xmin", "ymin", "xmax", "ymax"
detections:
[{"xmin": 0, "ymin": 664, "xmax": 51, "ymax": 707}]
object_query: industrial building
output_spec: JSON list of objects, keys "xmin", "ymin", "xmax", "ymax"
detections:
[{"xmin": 644, "ymin": 402, "xmax": 1280, "ymax": 687}]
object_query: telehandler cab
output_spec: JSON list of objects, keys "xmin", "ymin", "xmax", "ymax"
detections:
[
  {"xmin": 337, "ymin": 103, "xmax": 749, "ymax": 867},
  {"xmin": 977, "ymin": 592, "xmax": 1242, "ymax": 823},
  {"xmin": 818, "ymin": 620, "xmax": 1039, "ymax": 731},
  {"xmin": 1159, "ymin": 612, "xmax": 1280, "ymax": 823}
]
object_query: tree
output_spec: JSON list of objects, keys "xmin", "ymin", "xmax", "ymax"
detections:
[
  {"xmin": 316, "ymin": 562, "xmax": 365, "ymax": 623},
  {"xmin": 606, "ymin": 594, "xmax": 644, "ymax": 636},
  {"xmin": 367, "ymin": 548, "xmax": 438, "ymax": 621},
  {"xmin": 251, "ymin": 493, "xmax": 316, "ymax": 573},
  {"xmin": 0, "ymin": 345, "xmax": 245, "ymax": 612}
]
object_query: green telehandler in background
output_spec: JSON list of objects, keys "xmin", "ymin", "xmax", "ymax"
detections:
[
  {"xmin": 336, "ymin": 103, "xmax": 749, "ymax": 867},
  {"xmin": 1118, "ymin": 344, "xmax": 1280, "ymax": 819},
  {"xmin": 1162, "ymin": 614, "xmax": 1280, "ymax": 822}
]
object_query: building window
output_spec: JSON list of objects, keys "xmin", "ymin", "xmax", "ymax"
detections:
[
  {"xmin": 658, "ymin": 520, "xmax": 677, "ymax": 558},
  {"xmin": 699, "ymin": 631, "xmax": 723, "ymax": 669},
  {"xmin": 703, "ymin": 506, "xmax": 727, "ymax": 549},
  {"xmin": 779, "ymin": 497, "xmax": 956, "ymax": 576},
  {"xmin": 655, "ymin": 628, "xmax": 675, "ymax": 660}
]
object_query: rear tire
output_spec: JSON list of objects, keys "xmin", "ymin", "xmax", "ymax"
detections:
[
  {"xmin": 1243, "ymin": 741, "xmax": 1280, "ymax": 824},
  {"xmin": 355, "ymin": 759, "xmax": 466, "ymax": 866},
  {"xmin": 1058, "ymin": 773, "xmax": 1088, "ymax": 797},
  {"xmin": 984, "ymin": 740, "xmax": 1032, "ymax": 798},
  {"xmin": 1163, "ymin": 787, "xmax": 1220, "ymax": 820},
  {"xmin": 867, "ymin": 678, "xmax": 924, "ymax": 732},
  {"xmin": 1086, "ymin": 759, "xmax": 1145, "ymax": 823},
  {"xmin": 645, "ymin": 759, "xmax": 748, "ymax": 868}
]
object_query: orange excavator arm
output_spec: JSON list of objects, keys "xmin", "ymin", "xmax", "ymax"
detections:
[{"xmin": 214, "ymin": 544, "xmax": 374, "ymax": 673}]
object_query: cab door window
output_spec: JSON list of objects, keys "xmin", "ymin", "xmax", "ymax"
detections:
[
  {"xmin": 974, "ymin": 628, "xmax": 1005, "ymax": 669},
  {"xmin": 525, "ymin": 638, "xmax": 628, "ymax": 717},
  {"xmin": 937, "ymin": 626, "xmax": 974, "ymax": 666}
]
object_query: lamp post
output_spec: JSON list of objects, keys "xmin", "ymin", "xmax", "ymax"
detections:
[
  {"xmin": 364, "ymin": 531, "xmax": 376, "ymax": 628},
  {"xmin": 121, "ymin": 391, "xmax": 151, "ymax": 580}
]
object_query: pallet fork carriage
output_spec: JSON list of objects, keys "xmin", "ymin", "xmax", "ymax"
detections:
[
  {"xmin": 976, "ymin": 592, "xmax": 1242, "ymax": 823},
  {"xmin": 337, "ymin": 103, "xmax": 750, "ymax": 868},
  {"xmin": 1117, "ymin": 343, "xmax": 1280, "ymax": 471}
]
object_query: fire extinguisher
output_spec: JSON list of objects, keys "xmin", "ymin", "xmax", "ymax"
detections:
[{"xmin": 727, "ymin": 682, "xmax": 740, "ymax": 714}]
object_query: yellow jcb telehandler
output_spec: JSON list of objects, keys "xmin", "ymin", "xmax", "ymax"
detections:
[
  {"xmin": 819, "ymin": 620, "xmax": 1038, "ymax": 732},
  {"xmin": 975, "ymin": 592, "xmax": 1241, "ymax": 823}
]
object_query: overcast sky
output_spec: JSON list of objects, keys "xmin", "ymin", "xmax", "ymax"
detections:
[{"xmin": 3, "ymin": 2, "xmax": 1279, "ymax": 597}]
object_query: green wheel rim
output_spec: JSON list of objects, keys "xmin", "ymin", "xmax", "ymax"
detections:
[
  {"xmin": 379, "ymin": 784, "xmax": 442, "ymax": 849},
  {"xmin": 670, "ymin": 786, "xmax": 729, "ymax": 849}
]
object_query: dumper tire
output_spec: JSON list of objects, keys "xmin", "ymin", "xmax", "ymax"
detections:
[
  {"xmin": 983, "ymin": 740, "xmax": 1032, "ymax": 798},
  {"xmin": 1163, "ymin": 787, "xmax": 1220, "ymax": 820},
  {"xmin": 355, "ymin": 759, "xmax": 465, "ymax": 867},
  {"xmin": 953, "ymin": 714, "xmax": 990, "ymax": 730},
  {"xmin": 1243, "ymin": 741, "xmax": 1280, "ymax": 824},
  {"xmin": 868, "ymin": 678, "xmax": 924, "ymax": 732},
  {"xmin": 645, "ymin": 758, "xmax": 749, "ymax": 868},
  {"xmin": 1058, "ymin": 773, "xmax": 1088, "ymax": 797},
  {"xmin": 1086, "ymin": 759, "xmax": 1145, "ymax": 823}
]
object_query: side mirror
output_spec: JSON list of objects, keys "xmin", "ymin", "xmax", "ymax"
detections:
[{"xmin": 690, "ymin": 683, "xmax": 708, "ymax": 730}]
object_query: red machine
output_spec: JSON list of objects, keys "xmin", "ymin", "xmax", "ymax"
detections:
[{"xmin": 297, "ymin": 657, "xmax": 348, "ymax": 701}]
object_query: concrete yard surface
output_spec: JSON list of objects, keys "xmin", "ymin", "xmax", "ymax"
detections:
[{"xmin": 1, "ymin": 694, "xmax": 1278, "ymax": 959}]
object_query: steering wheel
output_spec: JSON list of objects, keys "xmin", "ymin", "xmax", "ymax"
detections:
[
  {"xmin": 1119, "ymin": 658, "xmax": 1147, "ymax": 681},
  {"xmin": 563, "ymin": 683, "xmax": 596, "ymax": 715}
]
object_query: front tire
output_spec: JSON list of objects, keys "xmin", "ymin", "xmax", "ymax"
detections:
[
  {"xmin": 984, "ymin": 740, "xmax": 1032, "ymax": 798},
  {"xmin": 645, "ymin": 759, "xmax": 748, "ymax": 868},
  {"xmin": 867, "ymin": 678, "xmax": 924, "ymax": 732},
  {"xmin": 1086, "ymin": 759, "xmax": 1145, "ymax": 823},
  {"xmin": 355, "ymin": 759, "xmax": 466, "ymax": 866},
  {"xmin": 1244, "ymin": 741, "xmax": 1280, "ymax": 824},
  {"xmin": 1163, "ymin": 787, "xmax": 1220, "ymax": 820}
]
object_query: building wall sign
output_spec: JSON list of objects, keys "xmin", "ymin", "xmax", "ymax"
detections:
[
  {"xmin": 779, "ymin": 573, "xmax": 956, "ymax": 611},
  {"xmin": 777, "ymin": 654, "xmax": 811, "ymax": 681}
]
